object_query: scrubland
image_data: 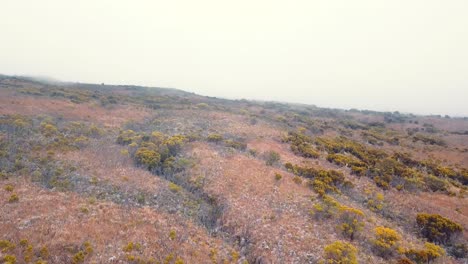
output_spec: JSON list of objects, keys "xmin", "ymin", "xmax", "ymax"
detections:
[{"xmin": 0, "ymin": 75, "xmax": 467, "ymax": 263}]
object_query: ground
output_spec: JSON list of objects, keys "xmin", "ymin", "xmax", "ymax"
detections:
[{"xmin": 0, "ymin": 75, "xmax": 467, "ymax": 263}]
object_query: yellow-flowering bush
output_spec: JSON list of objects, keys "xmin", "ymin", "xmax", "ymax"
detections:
[
  {"xmin": 337, "ymin": 206, "xmax": 365, "ymax": 241},
  {"xmin": 323, "ymin": 241, "xmax": 358, "ymax": 264},
  {"xmin": 372, "ymin": 226, "xmax": 401, "ymax": 257}
]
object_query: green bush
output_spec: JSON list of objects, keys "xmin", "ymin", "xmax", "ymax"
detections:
[
  {"xmin": 135, "ymin": 147, "xmax": 161, "ymax": 170},
  {"xmin": 117, "ymin": 130, "xmax": 138, "ymax": 145},
  {"xmin": 424, "ymin": 174, "xmax": 448, "ymax": 192},
  {"xmin": 2, "ymin": 255, "xmax": 16, "ymax": 264},
  {"xmin": 416, "ymin": 213, "xmax": 462, "ymax": 244},
  {"xmin": 405, "ymin": 242, "xmax": 445, "ymax": 264},
  {"xmin": 337, "ymin": 206, "xmax": 365, "ymax": 241},
  {"xmin": 327, "ymin": 153, "xmax": 365, "ymax": 168},
  {"xmin": 396, "ymin": 257, "xmax": 415, "ymax": 264},
  {"xmin": 224, "ymin": 139, "xmax": 247, "ymax": 151},
  {"xmin": 0, "ymin": 240, "xmax": 16, "ymax": 251},
  {"xmin": 8, "ymin": 193, "xmax": 19, "ymax": 203},
  {"xmin": 285, "ymin": 131, "xmax": 320, "ymax": 158},
  {"xmin": 274, "ymin": 173, "xmax": 282, "ymax": 181},
  {"xmin": 366, "ymin": 192, "xmax": 385, "ymax": 212},
  {"xmin": 265, "ymin": 151, "xmax": 280, "ymax": 166},
  {"xmin": 285, "ymin": 163, "xmax": 349, "ymax": 195},
  {"xmin": 312, "ymin": 195, "xmax": 340, "ymax": 219},
  {"xmin": 207, "ymin": 134, "xmax": 223, "ymax": 143}
]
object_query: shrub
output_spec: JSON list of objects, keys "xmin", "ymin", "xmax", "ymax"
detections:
[
  {"xmin": 83, "ymin": 241, "xmax": 93, "ymax": 255},
  {"xmin": 123, "ymin": 242, "xmax": 134, "ymax": 252},
  {"xmin": 327, "ymin": 154, "xmax": 365, "ymax": 168},
  {"xmin": 117, "ymin": 130, "xmax": 137, "ymax": 145},
  {"xmin": 403, "ymin": 176, "xmax": 425, "ymax": 192},
  {"xmin": 196, "ymin": 103, "xmax": 209, "ymax": 109},
  {"xmin": 350, "ymin": 165, "xmax": 367, "ymax": 176},
  {"xmin": 231, "ymin": 250, "xmax": 240, "ymax": 262},
  {"xmin": 0, "ymin": 240, "xmax": 16, "ymax": 251},
  {"xmin": 265, "ymin": 151, "xmax": 280, "ymax": 166},
  {"xmin": 293, "ymin": 143, "xmax": 320, "ymax": 158},
  {"xmin": 163, "ymin": 135, "xmax": 187, "ymax": 156},
  {"xmin": 285, "ymin": 163, "xmax": 349, "ymax": 195},
  {"xmin": 224, "ymin": 140, "xmax": 247, "ymax": 151},
  {"xmin": 135, "ymin": 147, "xmax": 161, "ymax": 170},
  {"xmin": 136, "ymin": 193, "xmax": 145, "ymax": 205},
  {"xmin": 372, "ymin": 226, "xmax": 401, "ymax": 257},
  {"xmin": 286, "ymin": 131, "xmax": 320, "ymax": 158},
  {"xmin": 405, "ymin": 242, "xmax": 445, "ymax": 264},
  {"xmin": 40, "ymin": 246, "xmax": 49, "ymax": 259},
  {"xmin": 373, "ymin": 175, "xmax": 391, "ymax": 190},
  {"xmin": 207, "ymin": 134, "xmax": 223, "ymax": 143},
  {"xmin": 416, "ymin": 213, "xmax": 462, "ymax": 244},
  {"xmin": 312, "ymin": 195, "xmax": 340, "ymax": 219},
  {"xmin": 447, "ymin": 243, "xmax": 467, "ymax": 259},
  {"xmin": 8, "ymin": 193, "xmax": 19, "ymax": 203},
  {"xmin": 292, "ymin": 176, "xmax": 302, "ymax": 185},
  {"xmin": 424, "ymin": 175, "xmax": 447, "ymax": 192},
  {"xmin": 0, "ymin": 171, "xmax": 8, "ymax": 180},
  {"xmin": 72, "ymin": 251, "xmax": 85, "ymax": 264},
  {"xmin": 168, "ymin": 182, "xmax": 182, "ymax": 193},
  {"xmin": 366, "ymin": 192, "xmax": 385, "ymax": 212},
  {"xmin": 4, "ymin": 184, "xmax": 14, "ymax": 192},
  {"xmin": 323, "ymin": 241, "xmax": 358, "ymax": 264},
  {"xmin": 274, "ymin": 173, "xmax": 282, "ymax": 181},
  {"xmin": 2, "ymin": 255, "xmax": 16, "ymax": 264},
  {"xmin": 169, "ymin": 230, "xmax": 177, "ymax": 240},
  {"xmin": 41, "ymin": 123, "xmax": 58, "ymax": 137},
  {"xmin": 337, "ymin": 206, "xmax": 365, "ymax": 241},
  {"xmin": 412, "ymin": 134, "xmax": 445, "ymax": 146},
  {"xmin": 24, "ymin": 245, "xmax": 33, "ymax": 262},
  {"xmin": 19, "ymin": 239, "xmax": 28, "ymax": 247},
  {"xmin": 396, "ymin": 257, "xmax": 415, "ymax": 264}
]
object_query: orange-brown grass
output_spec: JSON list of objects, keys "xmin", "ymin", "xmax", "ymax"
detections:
[
  {"xmin": 55, "ymin": 144, "xmax": 164, "ymax": 194},
  {"xmin": 386, "ymin": 190, "xmax": 468, "ymax": 240},
  {"xmin": 188, "ymin": 142, "xmax": 348, "ymax": 262},
  {"xmin": 0, "ymin": 177, "xmax": 233, "ymax": 263},
  {"xmin": 208, "ymin": 112, "xmax": 282, "ymax": 139},
  {"xmin": 0, "ymin": 90, "xmax": 151, "ymax": 127}
]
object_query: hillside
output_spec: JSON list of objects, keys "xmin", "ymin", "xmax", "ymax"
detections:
[{"xmin": 0, "ymin": 75, "xmax": 467, "ymax": 264}]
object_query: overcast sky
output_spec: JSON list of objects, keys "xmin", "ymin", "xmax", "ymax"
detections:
[{"xmin": 1, "ymin": 1, "xmax": 467, "ymax": 116}]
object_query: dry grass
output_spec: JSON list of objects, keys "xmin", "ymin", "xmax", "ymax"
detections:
[
  {"xmin": 55, "ymin": 143, "xmax": 164, "ymax": 194},
  {"xmin": 0, "ymin": 178, "xmax": 232, "ymax": 263},
  {"xmin": 188, "ymin": 142, "xmax": 348, "ymax": 262},
  {"xmin": 0, "ymin": 90, "xmax": 150, "ymax": 127}
]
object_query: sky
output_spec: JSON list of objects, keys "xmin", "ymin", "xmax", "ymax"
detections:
[{"xmin": 1, "ymin": 1, "xmax": 467, "ymax": 116}]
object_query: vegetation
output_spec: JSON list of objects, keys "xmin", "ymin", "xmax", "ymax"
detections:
[
  {"xmin": 323, "ymin": 241, "xmax": 358, "ymax": 264},
  {"xmin": 207, "ymin": 134, "xmax": 223, "ymax": 143},
  {"xmin": 416, "ymin": 213, "xmax": 463, "ymax": 245},
  {"xmin": 285, "ymin": 163, "xmax": 351, "ymax": 195},
  {"xmin": 265, "ymin": 151, "xmax": 280, "ymax": 166},
  {"xmin": 404, "ymin": 243, "xmax": 445, "ymax": 264},
  {"xmin": 337, "ymin": 206, "xmax": 365, "ymax": 241},
  {"xmin": 285, "ymin": 131, "xmax": 320, "ymax": 158},
  {"xmin": 0, "ymin": 75, "xmax": 467, "ymax": 263},
  {"xmin": 117, "ymin": 130, "xmax": 187, "ymax": 174},
  {"xmin": 274, "ymin": 173, "xmax": 282, "ymax": 181},
  {"xmin": 8, "ymin": 193, "xmax": 19, "ymax": 203},
  {"xmin": 312, "ymin": 195, "xmax": 340, "ymax": 219},
  {"xmin": 372, "ymin": 226, "xmax": 401, "ymax": 257}
]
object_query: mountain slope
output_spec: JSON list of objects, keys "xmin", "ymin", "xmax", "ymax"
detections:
[{"xmin": 0, "ymin": 75, "xmax": 467, "ymax": 264}]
